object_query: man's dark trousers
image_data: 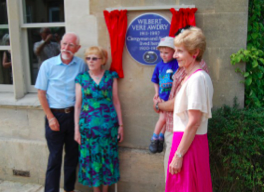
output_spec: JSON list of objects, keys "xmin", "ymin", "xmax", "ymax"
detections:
[{"xmin": 44, "ymin": 110, "xmax": 79, "ymax": 192}]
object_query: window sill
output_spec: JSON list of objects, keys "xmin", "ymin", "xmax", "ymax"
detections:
[{"xmin": 0, "ymin": 93, "xmax": 41, "ymax": 109}]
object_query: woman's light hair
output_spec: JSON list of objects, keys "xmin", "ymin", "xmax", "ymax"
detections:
[
  {"xmin": 174, "ymin": 27, "xmax": 206, "ymax": 62},
  {"xmin": 84, "ymin": 46, "xmax": 108, "ymax": 65}
]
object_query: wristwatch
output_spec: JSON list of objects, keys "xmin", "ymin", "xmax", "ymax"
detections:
[
  {"xmin": 176, "ymin": 151, "xmax": 183, "ymax": 158},
  {"xmin": 155, "ymin": 102, "xmax": 159, "ymax": 111}
]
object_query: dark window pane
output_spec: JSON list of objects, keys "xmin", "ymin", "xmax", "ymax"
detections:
[
  {"xmin": 0, "ymin": 50, "xmax": 13, "ymax": 84},
  {"xmin": 0, "ymin": 29, "xmax": 9, "ymax": 45},
  {"xmin": 28, "ymin": 27, "xmax": 65, "ymax": 85},
  {"xmin": 24, "ymin": 0, "xmax": 64, "ymax": 23},
  {"xmin": 0, "ymin": 0, "xmax": 8, "ymax": 25}
]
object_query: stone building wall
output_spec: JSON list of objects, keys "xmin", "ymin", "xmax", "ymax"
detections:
[{"xmin": 0, "ymin": 0, "xmax": 248, "ymax": 191}]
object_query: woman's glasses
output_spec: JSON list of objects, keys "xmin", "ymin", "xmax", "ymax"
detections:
[{"xmin": 86, "ymin": 57, "xmax": 102, "ymax": 61}]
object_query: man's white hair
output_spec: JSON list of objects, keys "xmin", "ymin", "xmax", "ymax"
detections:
[{"xmin": 62, "ymin": 32, "xmax": 80, "ymax": 45}]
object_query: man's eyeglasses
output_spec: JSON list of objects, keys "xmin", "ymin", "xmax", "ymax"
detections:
[
  {"xmin": 86, "ymin": 57, "xmax": 102, "ymax": 61},
  {"xmin": 62, "ymin": 42, "xmax": 77, "ymax": 48}
]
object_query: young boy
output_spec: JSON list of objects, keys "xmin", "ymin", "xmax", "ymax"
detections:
[{"xmin": 150, "ymin": 36, "xmax": 178, "ymax": 153}]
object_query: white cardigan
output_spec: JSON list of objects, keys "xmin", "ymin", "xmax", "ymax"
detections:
[{"xmin": 173, "ymin": 70, "xmax": 214, "ymax": 135}]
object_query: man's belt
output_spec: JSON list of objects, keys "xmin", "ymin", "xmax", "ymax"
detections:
[{"xmin": 50, "ymin": 107, "xmax": 74, "ymax": 114}]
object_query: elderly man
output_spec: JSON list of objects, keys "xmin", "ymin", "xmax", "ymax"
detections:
[
  {"xmin": 34, "ymin": 28, "xmax": 60, "ymax": 69},
  {"xmin": 35, "ymin": 32, "xmax": 87, "ymax": 192}
]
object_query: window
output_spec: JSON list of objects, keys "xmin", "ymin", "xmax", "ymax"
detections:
[
  {"xmin": 23, "ymin": 0, "xmax": 65, "ymax": 23},
  {"xmin": 27, "ymin": 27, "xmax": 65, "ymax": 85},
  {"xmin": 0, "ymin": 0, "xmax": 66, "ymax": 95},
  {"xmin": 0, "ymin": 0, "xmax": 12, "ymax": 87},
  {"xmin": 21, "ymin": 0, "xmax": 65, "ymax": 91}
]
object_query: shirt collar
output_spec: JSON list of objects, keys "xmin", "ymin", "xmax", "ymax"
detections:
[{"xmin": 55, "ymin": 54, "xmax": 77, "ymax": 66}]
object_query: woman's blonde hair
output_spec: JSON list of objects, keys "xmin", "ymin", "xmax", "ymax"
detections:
[
  {"xmin": 174, "ymin": 27, "xmax": 206, "ymax": 62},
  {"xmin": 84, "ymin": 46, "xmax": 108, "ymax": 65}
]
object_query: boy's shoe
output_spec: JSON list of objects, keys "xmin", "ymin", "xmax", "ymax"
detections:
[
  {"xmin": 149, "ymin": 139, "xmax": 159, "ymax": 153},
  {"xmin": 157, "ymin": 139, "xmax": 164, "ymax": 153}
]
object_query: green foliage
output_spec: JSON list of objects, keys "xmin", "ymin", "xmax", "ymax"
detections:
[
  {"xmin": 230, "ymin": 0, "xmax": 264, "ymax": 107},
  {"xmin": 230, "ymin": 48, "xmax": 264, "ymax": 107},
  {"xmin": 208, "ymin": 101, "xmax": 264, "ymax": 192},
  {"xmin": 247, "ymin": 0, "xmax": 264, "ymax": 49}
]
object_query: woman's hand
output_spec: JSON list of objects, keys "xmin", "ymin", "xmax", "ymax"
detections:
[
  {"xmin": 169, "ymin": 156, "xmax": 183, "ymax": 175},
  {"xmin": 153, "ymin": 97, "xmax": 162, "ymax": 113},
  {"xmin": 74, "ymin": 129, "xmax": 81, "ymax": 145},
  {"xmin": 118, "ymin": 125, "xmax": 124, "ymax": 143}
]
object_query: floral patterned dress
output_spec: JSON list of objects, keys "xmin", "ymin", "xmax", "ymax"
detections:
[{"xmin": 75, "ymin": 70, "xmax": 120, "ymax": 187}]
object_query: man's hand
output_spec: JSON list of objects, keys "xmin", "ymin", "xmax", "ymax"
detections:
[
  {"xmin": 48, "ymin": 117, "xmax": 60, "ymax": 131},
  {"xmin": 74, "ymin": 129, "xmax": 81, "ymax": 145},
  {"xmin": 45, "ymin": 34, "xmax": 53, "ymax": 43}
]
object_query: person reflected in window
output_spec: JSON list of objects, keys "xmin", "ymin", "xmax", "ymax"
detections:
[
  {"xmin": 34, "ymin": 28, "xmax": 60, "ymax": 69},
  {"xmin": 2, "ymin": 34, "xmax": 12, "ymax": 84}
]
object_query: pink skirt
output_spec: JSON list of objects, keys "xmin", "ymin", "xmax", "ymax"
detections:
[{"xmin": 165, "ymin": 132, "xmax": 212, "ymax": 192}]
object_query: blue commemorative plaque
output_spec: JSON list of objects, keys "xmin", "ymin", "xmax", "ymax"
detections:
[{"xmin": 126, "ymin": 13, "xmax": 171, "ymax": 65}]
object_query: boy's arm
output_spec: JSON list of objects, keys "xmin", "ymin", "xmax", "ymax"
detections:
[{"xmin": 153, "ymin": 83, "xmax": 159, "ymax": 99}]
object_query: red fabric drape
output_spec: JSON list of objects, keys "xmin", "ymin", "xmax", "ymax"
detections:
[
  {"xmin": 169, "ymin": 8, "xmax": 198, "ymax": 37},
  {"xmin": 103, "ymin": 10, "xmax": 127, "ymax": 78}
]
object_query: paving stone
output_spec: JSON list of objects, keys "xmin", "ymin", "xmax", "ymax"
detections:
[{"xmin": 0, "ymin": 181, "xmax": 66, "ymax": 192}]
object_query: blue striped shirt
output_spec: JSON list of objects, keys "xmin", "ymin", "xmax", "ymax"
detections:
[{"xmin": 35, "ymin": 54, "xmax": 87, "ymax": 108}]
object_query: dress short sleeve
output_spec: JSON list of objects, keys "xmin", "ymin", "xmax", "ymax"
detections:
[
  {"xmin": 188, "ymin": 77, "xmax": 210, "ymax": 117},
  {"xmin": 111, "ymin": 71, "xmax": 119, "ymax": 79},
  {"xmin": 75, "ymin": 73, "xmax": 83, "ymax": 85}
]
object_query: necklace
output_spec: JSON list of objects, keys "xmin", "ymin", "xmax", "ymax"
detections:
[
  {"xmin": 181, "ymin": 63, "xmax": 201, "ymax": 85},
  {"xmin": 90, "ymin": 70, "xmax": 104, "ymax": 80},
  {"xmin": 186, "ymin": 62, "xmax": 202, "ymax": 76}
]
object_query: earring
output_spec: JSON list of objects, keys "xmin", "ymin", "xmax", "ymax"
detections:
[{"xmin": 193, "ymin": 55, "xmax": 196, "ymax": 59}]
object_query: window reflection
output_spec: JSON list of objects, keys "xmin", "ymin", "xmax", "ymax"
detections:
[
  {"xmin": 24, "ymin": 0, "xmax": 64, "ymax": 23},
  {"xmin": 0, "ymin": 50, "xmax": 13, "ymax": 85},
  {"xmin": 0, "ymin": 0, "xmax": 8, "ymax": 25},
  {"xmin": 0, "ymin": 29, "xmax": 9, "ymax": 45},
  {"xmin": 0, "ymin": 0, "xmax": 9, "ymax": 44},
  {"xmin": 28, "ymin": 27, "xmax": 65, "ymax": 85}
]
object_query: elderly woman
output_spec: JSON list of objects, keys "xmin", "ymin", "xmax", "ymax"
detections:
[
  {"xmin": 75, "ymin": 46, "xmax": 124, "ymax": 192},
  {"xmin": 156, "ymin": 27, "xmax": 213, "ymax": 191}
]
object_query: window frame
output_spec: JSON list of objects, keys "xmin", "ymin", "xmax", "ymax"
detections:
[
  {"xmin": 0, "ymin": 3, "xmax": 13, "ymax": 91},
  {"xmin": 21, "ymin": 23, "xmax": 65, "ymax": 93},
  {"xmin": 0, "ymin": 0, "xmax": 66, "ymax": 94},
  {"xmin": 20, "ymin": 0, "xmax": 65, "ymax": 93}
]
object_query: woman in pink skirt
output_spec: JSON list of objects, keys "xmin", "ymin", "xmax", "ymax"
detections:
[{"xmin": 164, "ymin": 27, "xmax": 214, "ymax": 192}]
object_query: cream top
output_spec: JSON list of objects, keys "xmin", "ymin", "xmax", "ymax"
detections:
[{"xmin": 173, "ymin": 70, "xmax": 214, "ymax": 134}]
